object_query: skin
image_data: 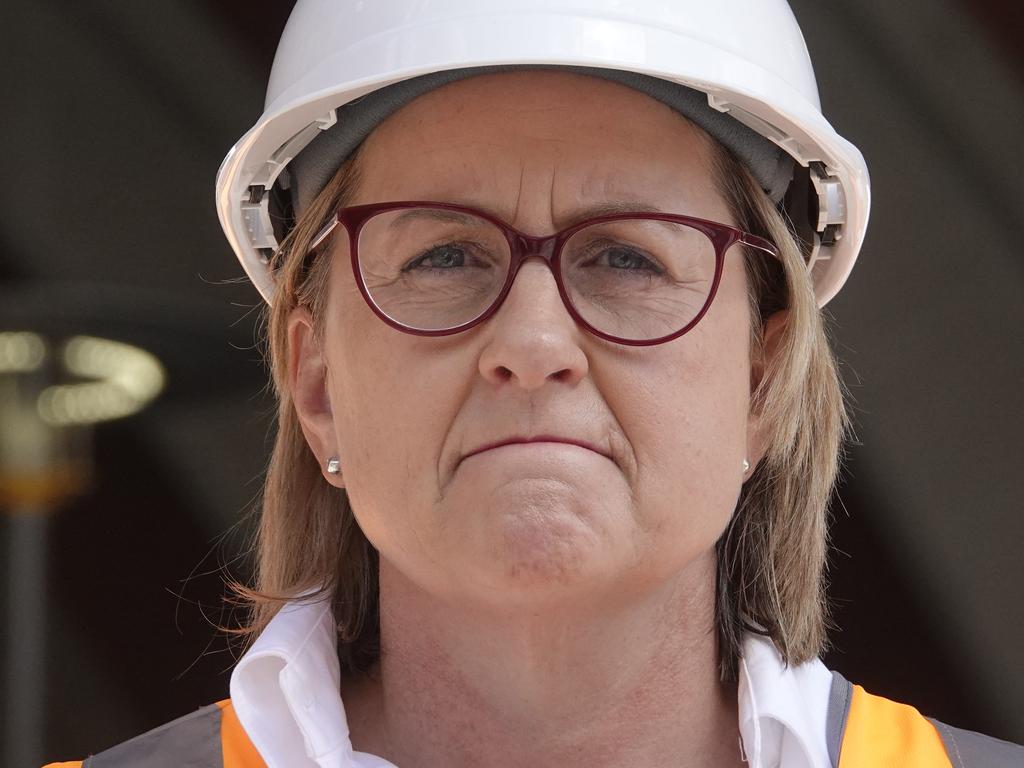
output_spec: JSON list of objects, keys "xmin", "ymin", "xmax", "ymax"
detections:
[{"xmin": 289, "ymin": 71, "xmax": 782, "ymax": 767}]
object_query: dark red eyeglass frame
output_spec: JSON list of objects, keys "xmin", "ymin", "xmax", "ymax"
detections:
[{"xmin": 309, "ymin": 201, "xmax": 780, "ymax": 347}]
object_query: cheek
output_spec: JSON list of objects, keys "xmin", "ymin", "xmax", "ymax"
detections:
[
  {"xmin": 625, "ymin": 280, "xmax": 751, "ymax": 567},
  {"xmin": 324, "ymin": 284, "xmax": 464, "ymax": 554}
]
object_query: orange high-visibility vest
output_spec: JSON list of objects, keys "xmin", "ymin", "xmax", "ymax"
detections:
[{"xmin": 43, "ymin": 672, "xmax": 1022, "ymax": 767}]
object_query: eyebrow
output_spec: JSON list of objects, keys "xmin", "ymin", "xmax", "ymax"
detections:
[
  {"xmin": 569, "ymin": 200, "xmax": 669, "ymax": 220},
  {"xmin": 389, "ymin": 208, "xmax": 477, "ymax": 228}
]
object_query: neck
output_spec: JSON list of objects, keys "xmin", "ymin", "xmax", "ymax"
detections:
[{"xmin": 342, "ymin": 553, "xmax": 743, "ymax": 768}]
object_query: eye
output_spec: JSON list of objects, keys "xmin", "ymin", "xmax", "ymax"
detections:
[
  {"xmin": 584, "ymin": 245, "xmax": 666, "ymax": 275},
  {"xmin": 402, "ymin": 243, "xmax": 475, "ymax": 272}
]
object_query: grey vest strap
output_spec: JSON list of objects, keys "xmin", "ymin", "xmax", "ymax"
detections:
[
  {"xmin": 83, "ymin": 702, "xmax": 223, "ymax": 767},
  {"xmin": 824, "ymin": 670, "xmax": 854, "ymax": 768},
  {"xmin": 927, "ymin": 716, "xmax": 1024, "ymax": 768}
]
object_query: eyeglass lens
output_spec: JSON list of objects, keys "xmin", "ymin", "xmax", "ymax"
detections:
[{"xmin": 356, "ymin": 206, "xmax": 719, "ymax": 342}]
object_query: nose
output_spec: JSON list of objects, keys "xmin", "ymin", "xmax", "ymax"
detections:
[{"xmin": 477, "ymin": 257, "xmax": 589, "ymax": 390}]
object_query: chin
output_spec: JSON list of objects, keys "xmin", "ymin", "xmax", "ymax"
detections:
[
  {"xmin": 438, "ymin": 485, "xmax": 640, "ymax": 599},
  {"xmin": 457, "ymin": 527, "xmax": 622, "ymax": 606}
]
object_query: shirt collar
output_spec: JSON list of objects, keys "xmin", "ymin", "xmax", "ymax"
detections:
[
  {"xmin": 231, "ymin": 595, "xmax": 833, "ymax": 768},
  {"xmin": 738, "ymin": 632, "xmax": 833, "ymax": 768},
  {"xmin": 229, "ymin": 592, "xmax": 364, "ymax": 768}
]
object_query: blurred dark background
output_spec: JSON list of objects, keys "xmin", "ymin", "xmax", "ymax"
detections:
[{"xmin": 1, "ymin": 1, "xmax": 1021, "ymax": 765}]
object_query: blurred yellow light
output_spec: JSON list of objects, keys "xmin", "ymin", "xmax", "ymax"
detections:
[
  {"xmin": 34, "ymin": 336, "xmax": 165, "ymax": 427},
  {"xmin": 0, "ymin": 332, "xmax": 46, "ymax": 373}
]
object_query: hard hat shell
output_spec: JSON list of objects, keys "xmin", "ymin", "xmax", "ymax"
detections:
[{"xmin": 216, "ymin": 0, "xmax": 870, "ymax": 307}]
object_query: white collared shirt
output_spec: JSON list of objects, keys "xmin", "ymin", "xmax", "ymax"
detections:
[{"xmin": 229, "ymin": 596, "xmax": 835, "ymax": 768}]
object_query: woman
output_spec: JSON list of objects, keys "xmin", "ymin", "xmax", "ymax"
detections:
[{"xmin": 45, "ymin": 1, "xmax": 1022, "ymax": 766}]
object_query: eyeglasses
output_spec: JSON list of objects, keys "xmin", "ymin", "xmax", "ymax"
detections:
[{"xmin": 309, "ymin": 201, "xmax": 780, "ymax": 346}]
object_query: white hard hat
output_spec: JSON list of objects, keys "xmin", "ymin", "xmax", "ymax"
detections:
[{"xmin": 215, "ymin": 0, "xmax": 870, "ymax": 308}]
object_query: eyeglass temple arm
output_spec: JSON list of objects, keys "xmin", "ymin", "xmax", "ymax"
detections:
[
  {"xmin": 310, "ymin": 214, "xmax": 341, "ymax": 252},
  {"xmin": 740, "ymin": 233, "xmax": 781, "ymax": 260}
]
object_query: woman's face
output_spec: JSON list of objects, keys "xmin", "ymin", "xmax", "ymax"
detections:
[{"xmin": 291, "ymin": 71, "xmax": 766, "ymax": 609}]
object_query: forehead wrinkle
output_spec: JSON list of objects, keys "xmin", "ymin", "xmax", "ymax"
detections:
[
  {"xmin": 485, "ymin": 153, "xmax": 560, "ymax": 231},
  {"xmin": 510, "ymin": 159, "xmax": 526, "ymax": 229},
  {"xmin": 504, "ymin": 149, "xmax": 626, "ymax": 229},
  {"xmin": 391, "ymin": 144, "xmax": 679, "ymax": 229},
  {"xmin": 548, "ymin": 161, "xmax": 558, "ymax": 231}
]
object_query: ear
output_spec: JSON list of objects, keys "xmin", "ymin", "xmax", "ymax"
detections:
[
  {"xmin": 287, "ymin": 306, "xmax": 345, "ymax": 488},
  {"xmin": 745, "ymin": 308, "xmax": 788, "ymax": 477}
]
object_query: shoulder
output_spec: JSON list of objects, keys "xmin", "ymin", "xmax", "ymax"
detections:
[
  {"xmin": 826, "ymin": 669, "xmax": 1024, "ymax": 767},
  {"xmin": 42, "ymin": 699, "xmax": 265, "ymax": 768}
]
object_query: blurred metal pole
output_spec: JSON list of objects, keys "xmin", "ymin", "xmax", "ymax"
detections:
[
  {"xmin": 2, "ymin": 372, "xmax": 56, "ymax": 768},
  {"xmin": 6, "ymin": 503, "xmax": 49, "ymax": 768}
]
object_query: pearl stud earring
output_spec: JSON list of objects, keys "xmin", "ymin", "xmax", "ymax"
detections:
[
  {"xmin": 742, "ymin": 458, "xmax": 750, "ymax": 473},
  {"xmin": 326, "ymin": 457, "xmax": 341, "ymax": 474}
]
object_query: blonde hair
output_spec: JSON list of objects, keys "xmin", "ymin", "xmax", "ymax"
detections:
[{"xmin": 225, "ymin": 141, "xmax": 850, "ymax": 681}]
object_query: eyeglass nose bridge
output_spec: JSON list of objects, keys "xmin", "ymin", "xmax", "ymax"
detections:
[
  {"xmin": 507, "ymin": 231, "xmax": 561, "ymax": 272},
  {"xmin": 487, "ymin": 230, "xmax": 573, "ymax": 328}
]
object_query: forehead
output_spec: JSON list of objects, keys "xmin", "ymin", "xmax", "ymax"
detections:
[{"xmin": 351, "ymin": 70, "xmax": 725, "ymax": 225}]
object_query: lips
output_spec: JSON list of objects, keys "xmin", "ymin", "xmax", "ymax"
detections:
[{"xmin": 463, "ymin": 435, "xmax": 611, "ymax": 462}]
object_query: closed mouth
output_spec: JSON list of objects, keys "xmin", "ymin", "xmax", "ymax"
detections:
[{"xmin": 462, "ymin": 436, "xmax": 611, "ymax": 462}]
